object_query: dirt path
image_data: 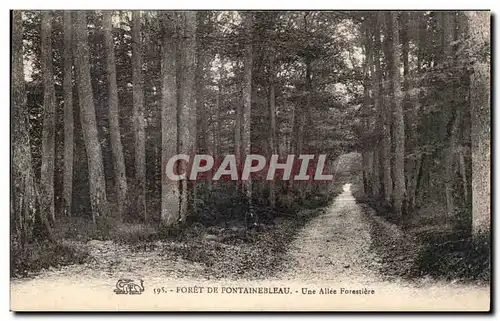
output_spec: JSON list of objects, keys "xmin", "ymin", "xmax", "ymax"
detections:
[
  {"xmin": 10, "ymin": 184, "xmax": 490, "ymax": 311},
  {"xmin": 279, "ymin": 183, "xmax": 380, "ymax": 283}
]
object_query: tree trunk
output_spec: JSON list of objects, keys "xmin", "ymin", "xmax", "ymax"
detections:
[
  {"xmin": 214, "ymin": 56, "xmax": 224, "ymax": 161},
  {"xmin": 389, "ymin": 12, "xmax": 406, "ymax": 221},
  {"xmin": 196, "ymin": 12, "xmax": 208, "ymax": 154},
  {"xmin": 268, "ymin": 45, "xmax": 278, "ymax": 208},
  {"xmin": 235, "ymin": 70, "xmax": 242, "ymax": 182},
  {"xmin": 441, "ymin": 12, "xmax": 458, "ymax": 222},
  {"xmin": 160, "ymin": 12, "xmax": 180, "ymax": 226},
  {"xmin": 40, "ymin": 11, "xmax": 56, "ymax": 224},
  {"xmin": 178, "ymin": 12, "xmax": 197, "ymax": 223},
  {"xmin": 74, "ymin": 11, "xmax": 109, "ymax": 222},
  {"xmin": 132, "ymin": 11, "xmax": 147, "ymax": 221},
  {"xmin": 402, "ymin": 12, "xmax": 418, "ymax": 215},
  {"xmin": 103, "ymin": 11, "xmax": 128, "ymax": 220},
  {"xmin": 194, "ymin": 12, "xmax": 207, "ymax": 194},
  {"xmin": 381, "ymin": 13, "xmax": 394, "ymax": 206},
  {"xmin": 466, "ymin": 11, "xmax": 491, "ymax": 237},
  {"xmin": 12, "ymin": 10, "xmax": 44, "ymax": 245},
  {"xmin": 410, "ymin": 12, "xmax": 427, "ymax": 212},
  {"xmin": 362, "ymin": 15, "xmax": 373, "ymax": 196},
  {"xmin": 372, "ymin": 13, "xmax": 387, "ymax": 200},
  {"xmin": 62, "ymin": 11, "xmax": 74, "ymax": 217},
  {"xmin": 242, "ymin": 13, "xmax": 254, "ymax": 227}
]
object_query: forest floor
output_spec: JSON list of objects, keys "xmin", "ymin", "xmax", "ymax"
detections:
[{"xmin": 10, "ymin": 184, "xmax": 490, "ymax": 311}]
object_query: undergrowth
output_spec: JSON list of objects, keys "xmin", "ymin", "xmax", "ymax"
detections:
[
  {"xmin": 11, "ymin": 189, "xmax": 336, "ymax": 279},
  {"xmin": 359, "ymin": 194, "xmax": 490, "ymax": 283}
]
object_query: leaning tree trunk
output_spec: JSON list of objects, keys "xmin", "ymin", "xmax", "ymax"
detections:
[
  {"xmin": 103, "ymin": 11, "xmax": 128, "ymax": 220},
  {"xmin": 466, "ymin": 11, "xmax": 491, "ymax": 238},
  {"xmin": 389, "ymin": 12, "xmax": 406, "ymax": 222},
  {"xmin": 40, "ymin": 11, "xmax": 56, "ymax": 224},
  {"xmin": 242, "ymin": 13, "xmax": 254, "ymax": 227},
  {"xmin": 12, "ymin": 10, "xmax": 46, "ymax": 245},
  {"xmin": 178, "ymin": 12, "xmax": 197, "ymax": 223},
  {"xmin": 62, "ymin": 11, "xmax": 74, "ymax": 217},
  {"xmin": 132, "ymin": 11, "xmax": 147, "ymax": 221},
  {"xmin": 73, "ymin": 11, "xmax": 109, "ymax": 222},
  {"xmin": 160, "ymin": 12, "xmax": 180, "ymax": 226}
]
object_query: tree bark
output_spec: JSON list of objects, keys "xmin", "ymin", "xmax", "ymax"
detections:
[
  {"xmin": 442, "ymin": 12, "xmax": 458, "ymax": 222},
  {"xmin": 372, "ymin": 13, "xmax": 387, "ymax": 200},
  {"xmin": 268, "ymin": 45, "xmax": 278, "ymax": 208},
  {"xmin": 242, "ymin": 13, "xmax": 254, "ymax": 227},
  {"xmin": 178, "ymin": 12, "xmax": 197, "ymax": 223},
  {"xmin": 235, "ymin": 68, "xmax": 242, "ymax": 179},
  {"xmin": 160, "ymin": 12, "xmax": 180, "ymax": 226},
  {"xmin": 194, "ymin": 11, "xmax": 207, "ymax": 194},
  {"xmin": 12, "ymin": 10, "xmax": 43, "ymax": 245},
  {"xmin": 381, "ymin": 13, "xmax": 394, "ymax": 206},
  {"xmin": 466, "ymin": 11, "xmax": 491, "ymax": 237},
  {"xmin": 361, "ymin": 15, "xmax": 373, "ymax": 196},
  {"xmin": 73, "ymin": 11, "xmax": 109, "ymax": 222},
  {"xmin": 402, "ymin": 12, "xmax": 418, "ymax": 214},
  {"xmin": 40, "ymin": 11, "xmax": 56, "ymax": 223},
  {"xmin": 62, "ymin": 11, "xmax": 74, "ymax": 217},
  {"xmin": 214, "ymin": 56, "xmax": 224, "ymax": 161},
  {"xmin": 410, "ymin": 12, "xmax": 427, "ymax": 211},
  {"xmin": 103, "ymin": 11, "xmax": 128, "ymax": 220},
  {"xmin": 132, "ymin": 11, "xmax": 147, "ymax": 221},
  {"xmin": 389, "ymin": 12, "xmax": 406, "ymax": 220},
  {"xmin": 195, "ymin": 12, "xmax": 208, "ymax": 154}
]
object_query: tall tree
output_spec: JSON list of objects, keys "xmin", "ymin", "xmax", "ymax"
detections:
[
  {"xmin": 268, "ymin": 45, "xmax": 278, "ymax": 208},
  {"xmin": 235, "ymin": 62, "xmax": 243, "ymax": 184},
  {"xmin": 242, "ymin": 12, "xmax": 254, "ymax": 226},
  {"xmin": 132, "ymin": 11, "xmax": 147, "ymax": 221},
  {"xmin": 361, "ymin": 15, "xmax": 373, "ymax": 196},
  {"xmin": 371, "ymin": 13, "xmax": 384, "ymax": 198},
  {"xmin": 62, "ymin": 11, "xmax": 74, "ymax": 217},
  {"xmin": 161, "ymin": 12, "xmax": 180, "ymax": 226},
  {"xmin": 266, "ymin": 13, "xmax": 278, "ymax": 208},
  {"xmin": 40, "ymin": 11, "xmax": 56, "ymax": 223},
  {"xmin": 178, "ymin": 11, "xmax": 197, "ymax": 222},
  {"xmin": 442, "ymin": 12, "xmax": 459, "ymax": 221},
  {"xmin": 389, "ymin": 12, "xmax": 406, "ymax": 220},
  {"xmin": 402, "ymin": 12, "xmax": 418, "ymax": 214},
  {"xmin": 12, "ymin": 10, "xmax": 39, "ymax": 245},
  {"xmin": 195, "ymin": 12, "xmax": 208, "ymax": 154},
  {"xmin": 213, "ymin": 55, "xmax": 224, "ymax": 168},
  {"xmin": 103, "ymin": 10, "xmax": 128, "ymax": 220},
  {"xmin": 380, "ymin": 13, "xmax": 393, "ymax": 204},
  {"xmin": 466, "ymin": 11, "xmax": 490, "ymax": 237},
  {"xmin": 74, "ymin": 11, "xmax": 109, "ymax": 222}
]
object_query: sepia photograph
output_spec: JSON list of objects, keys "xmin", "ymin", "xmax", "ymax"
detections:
[{"xmin": 9, "ymin": 9, "xmax": 491, "ymax": 311}]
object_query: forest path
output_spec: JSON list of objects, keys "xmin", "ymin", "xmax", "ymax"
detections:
[
  {"xmin": 278, "ymin": 183, "xmax": 381, "ymax": 283},
  {"xmin": 10, "ymin": 183, "xmax": 490, "ymax": 311}
]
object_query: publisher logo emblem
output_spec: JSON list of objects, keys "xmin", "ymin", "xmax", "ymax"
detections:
[{"xmin": 114, "ymin": 279, "xmax": 145, "ymax": 295}]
